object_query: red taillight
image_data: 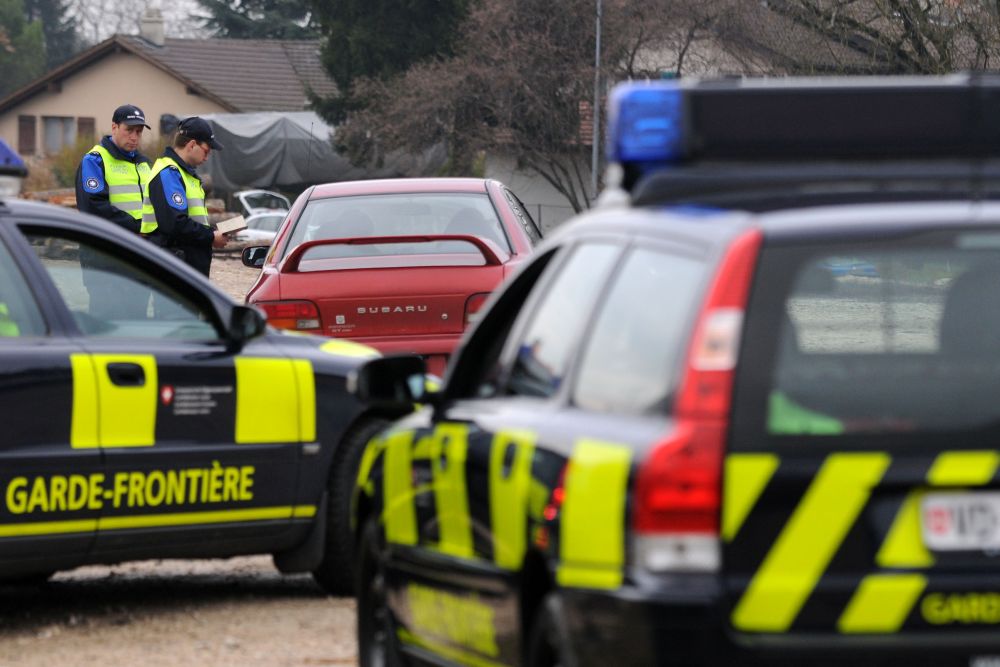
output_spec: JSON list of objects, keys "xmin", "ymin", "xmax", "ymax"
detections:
[
  {"xmin": 676, "ymin": 228, "xmax": 762, "ymax": 419},
  {"xmin": 629, "ymin": 229, "xmax": 761, "ymax": 572},
  {"xmin": 633, "ymin": 421, "xmax": 725, "ymax": 534},
  {"xmin": 257, "ymin": 300, "xmax": 322, "ymax": 332},
  {"xmin": 464, "ymin": 292, "xmax": 490, "ymax": 328}
]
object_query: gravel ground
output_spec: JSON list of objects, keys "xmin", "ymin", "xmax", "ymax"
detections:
[
  {"xmin": 0, "ymin": 257, "xmax": 359, "ymax": 667},
  {"xmin": 210, "ymin": 253, "xmax": 262, "ymax": 302},
  {"xmin": 0, "ymin": 557, "xmax": 358, "ymax": 667}
]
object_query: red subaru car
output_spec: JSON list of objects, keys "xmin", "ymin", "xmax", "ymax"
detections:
[{"xmin": 243, "ymin": 178, "xmax": 543, "ymax": 376}]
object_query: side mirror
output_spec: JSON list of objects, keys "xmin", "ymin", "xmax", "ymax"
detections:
[
  {"xmin": 227, "ymin": 304, "xmax": 267, "ymax": 348},
  {"xmin": 348, "ymin": 355, "xmax": 440, "ymax": 409},
  {"xmin": 242, "ymin": 246, "xmax": 268, "ymax": 268}
]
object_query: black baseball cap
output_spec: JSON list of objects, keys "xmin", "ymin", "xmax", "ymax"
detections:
[
  {"xmin": 177, "ymin": 116, "xmax": 223, "ymax": 150},
  {"xmin": 112, "ymin": 104, "xmax": 151, "ymax": 129}
]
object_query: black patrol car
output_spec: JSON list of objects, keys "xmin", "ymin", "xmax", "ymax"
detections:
[
  {"xmin": 349, "ymin": 74, "xmax": 1000, "ymax": 665},
  {"xmin": 0, "ymin": 194, "xmax": 404, "ymax": 594}
]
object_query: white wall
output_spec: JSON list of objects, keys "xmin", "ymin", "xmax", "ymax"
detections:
[
  {"xmin": 0, "ymin": 50, "xmax": 229, "ymax": 157},
  {"xmin": 485, "ymin": 153, "xmax": 583, "ymax": 234}
]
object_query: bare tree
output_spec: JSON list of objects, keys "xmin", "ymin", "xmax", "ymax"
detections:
[
  {"xmin": 67, "ymin": 0, "xmax": 205, "ymax": 45},
  {"xmin": 713, "ymin": 0, "xmax": 1000, "ymax": 74},
  {"xmin": 335, "ymin": 0, "xmax": 721, "ymax": 213}
]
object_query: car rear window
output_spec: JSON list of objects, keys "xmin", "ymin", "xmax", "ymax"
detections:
[
  {"xmin": 285, "ymin": 193, "xmax": 510, "ymax": 263},
  {"xmin": 733, "ymin": 229, "xmax": 1000, "ymax": 439}
]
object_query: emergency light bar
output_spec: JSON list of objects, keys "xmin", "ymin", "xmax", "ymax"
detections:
[{"xmin": 608, "ymin": 73, "xmax": 1000, "ymax": 193}]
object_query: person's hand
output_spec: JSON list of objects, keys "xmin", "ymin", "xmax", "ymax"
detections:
[{"xmin": 212, "ymin": 230, "xmax": 229, "ymax": 248}]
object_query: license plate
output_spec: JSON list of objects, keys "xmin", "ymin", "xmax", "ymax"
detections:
[{"xmin": 921, "ymin": 492, "xmax": 1000, "ymax": 551}]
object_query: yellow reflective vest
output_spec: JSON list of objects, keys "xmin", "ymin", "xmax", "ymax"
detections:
[
  {"xmin": 88, "ymin": 144, "xmax": 151, "ymax": 221},
  {"xmin": 140, "ymin": 157, "xmax": 209, "ymax": 234}
]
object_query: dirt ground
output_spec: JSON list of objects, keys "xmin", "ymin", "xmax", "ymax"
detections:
[
  {"xmin": 0, "ymin": 258, "xmax": 360, "ymax": 667},
  {"xmin": 0, "ymin": 557, "xmax": 358, "ymax": 667},
  {"xmin": 210, "ymin": 253, "xmax": 262, "ymax": 302}
]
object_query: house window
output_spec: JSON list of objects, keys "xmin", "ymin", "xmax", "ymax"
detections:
[
  {"xmin": 17, "ymin": 115, "xmax": 36, "ymax": 155},
  {"xmin": 42, "ymin": 116, "xmax": 74, "ymax": 154},
  {"xmin": 77, "ymin": 117, "xmax": 96, "ymax": 143}
]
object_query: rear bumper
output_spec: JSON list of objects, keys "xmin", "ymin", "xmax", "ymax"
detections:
[
  {"xmin": 349, "ymin": 334, "xmax": 461, "ymax": 376},
  {"xmin": 558, "ymin": 583, "xmax": 1000, "ymax": 667}
]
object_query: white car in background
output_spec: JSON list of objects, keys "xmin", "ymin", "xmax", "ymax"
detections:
[
  {"xmin": 235, "ymin": 189, "xmax": 290, "ymax": 216},
  {"xmin": 233, "ymin": 211, "xmax": 285, "ymax": 245}
]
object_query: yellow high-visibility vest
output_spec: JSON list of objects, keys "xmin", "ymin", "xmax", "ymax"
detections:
[
  {"xmin": 140, "ymin": 157, "xmax": 209, "ymax": 234},
  {"xmin": 88, "ymin": 144, "xmax": 150, "ymax": 220}
]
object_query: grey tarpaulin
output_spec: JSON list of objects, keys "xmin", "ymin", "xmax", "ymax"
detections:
[{"xmin": 196, "ymin": 111, "xmax": 446, "ymax": 196}]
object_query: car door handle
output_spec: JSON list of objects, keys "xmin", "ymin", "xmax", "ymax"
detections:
[{"xmin": 105, "ymin": 362, "xmax": 146, "ymax": 387}]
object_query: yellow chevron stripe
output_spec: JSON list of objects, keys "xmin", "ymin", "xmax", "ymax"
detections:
[
  {"xmin": 927, "ymin": 451, "xmax": 1000, "ymax": 486},
  {"xmin": 557, "ymin": 440, "xmax": 632, "ymax": 590},
  {"xmin": 876, "ymin": 491, "xmax": 933, "ymax": 568},
  {"xmin": 838, "ymin": 574, "xmax": 927, "ymax": 633},
  {"xmin": 383, "ymin": 429, "xmax": 418, "ymax": 546},
  {"xmin": 732, "ymin": 452, "xmax": 890, "ymax": 632},
  {"xmin": 877, "ymin": 451, "xmax": 998, "ymax": 569},
  {"xmin": 723, "ymin": 454, "xmax": 779, "ymax": 542}
]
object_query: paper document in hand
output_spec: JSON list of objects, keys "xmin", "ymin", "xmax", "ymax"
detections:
[{"xmin": 216, "ymin": 215, "xmax": 247, "ymax": 234}]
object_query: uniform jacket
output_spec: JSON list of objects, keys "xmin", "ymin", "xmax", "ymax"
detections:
[
  {"xmin": 75, "ymin": 136, "xmax": 151, "ymax": 234},
  {"xmin": 145, "ymin": 147, "xmax": 215, "ymax": 276}
]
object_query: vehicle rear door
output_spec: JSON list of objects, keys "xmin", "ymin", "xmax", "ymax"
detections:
[
  {"xmin": 727, "ymin": 223, "xmax": 1000, "ymax": 649},
  {"xmin": 20, "ymin": 224, "xmax": 305, "ymax": 557},
  {"xmin": 0, "ymin": 223, "xmax": 100, "ymax": 571},
  {"xmin": 378, "ymin": 235, "xmax": 708, "ymax": 665}
]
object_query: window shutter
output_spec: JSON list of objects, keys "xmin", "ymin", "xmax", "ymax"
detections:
[
  {"xmin": 17, "ymin": 116, "xmax": 36, "ymax": 155},
  {"xmin": 77, "ymin": 117, "xmax": 96, "ymax": 142}
]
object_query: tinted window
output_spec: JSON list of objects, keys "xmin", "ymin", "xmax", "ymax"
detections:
[
  {"xmin": 0, "ymin": 239, "xmax": 45, "ymax": 337},
  {"xmin": 505, "ymin": 243, "xmax": 620, "ymax": 398},
  {"xmin": 737, "ymin": 230, "xmax": 1000, "ymax": 437},
  {"xmin": 286, "ymin": 193, "xmax": 511, "ymax": 263},
  {"xmin": 26, "ymin": 231, "xmax": 220, "ymax": 340},
  {"xmin": 573, "ymin": 247, "xmax": 703, "ymax": 415}
]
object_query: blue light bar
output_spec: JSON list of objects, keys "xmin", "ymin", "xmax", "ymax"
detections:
[{"xmin": 607, "ymin": 82, "xmax": 684, "ymax": 165}]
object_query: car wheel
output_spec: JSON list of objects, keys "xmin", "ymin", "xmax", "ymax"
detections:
[
  {"xmin": 312, "ymin": 416, "xmax": 389, "ymax": 595},
  {"xmin": 527, "ymin": 593, "xmax": 573, "ymax": 667},
  {"xmin": 357, "ymin": 519, "xmax": 402, "ymax": 667}
]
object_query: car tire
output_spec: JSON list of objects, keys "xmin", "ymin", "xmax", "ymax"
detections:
[
  {"xmin": 356, "ymin": 518, "xmax": 402, "ymax": 667},
  {"xmin": 527, "ymin": 592, "xmax": 575, "ymax": 667},
  {"xmin": 312, "ymin": 416, "xmax": 389, "ymax": 596}
]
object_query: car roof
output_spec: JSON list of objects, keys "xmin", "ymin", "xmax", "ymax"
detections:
[
  {"xmin": 308, "ymin": 178, "xmax": 491, "ymax": 199},
  {"xmin": 556, "ymin": 200, "xmax": 1000, "ymax": 253},
  {"xmin": 0, "ymin": 197, "xmax": 103, "ymax": 225}
]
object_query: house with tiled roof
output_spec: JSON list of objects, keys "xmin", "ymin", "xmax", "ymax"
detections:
[{"xmin": 0, "ymin": 9, "xmax": 336, "ymax": 159}]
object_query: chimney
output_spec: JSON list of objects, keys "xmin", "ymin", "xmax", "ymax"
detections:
[{"xmin": 140, "ymin": 8, "xmax": 165, "ymax": 46}]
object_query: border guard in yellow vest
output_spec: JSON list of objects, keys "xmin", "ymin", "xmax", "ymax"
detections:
[
  {"xmin": 75, "ymin": 104, "xmax": 152, "ymax": 319},
  {"xmin": 141, "ymin": 116, "xmax": 227, "ymax": 277}
]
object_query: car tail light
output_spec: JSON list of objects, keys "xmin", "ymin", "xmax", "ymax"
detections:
[
  {"xmin": 632, "ymin": 228, "xmax": 762, "ymax": 573},
  {"xmin": 257, "ymin": 300, "xmax": 322, "ymax": 332},
  {"xmin": 464, "ymin": 292, "xmax": 490, "ymax": 327}
]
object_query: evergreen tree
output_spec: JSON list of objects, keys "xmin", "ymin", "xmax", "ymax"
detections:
[
  {"xmin": 0, "ymin": 0, "xmax": 45, "ymax": 98},
  {"xmin": 197, "ymin": 0, "xmax": 319, "ymax": 39},
  {"xmin": 310, "ymin": 0, "xmax": 470, "ymax": 123},
  {"xmin": 23, "ymin": 0, "xmax": 78, "ymax": 69}
]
